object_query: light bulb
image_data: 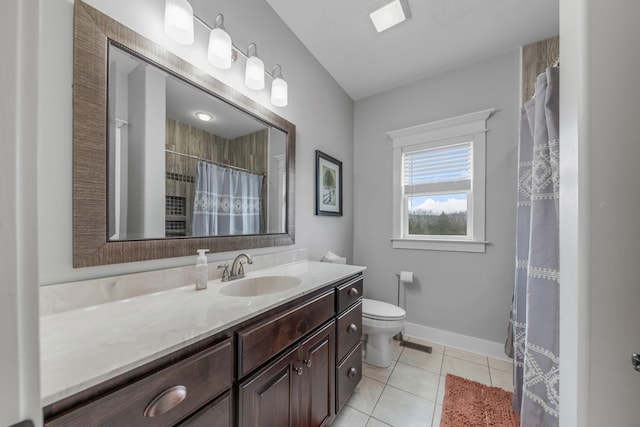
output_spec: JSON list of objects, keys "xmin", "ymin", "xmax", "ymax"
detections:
[
  {"xmin": 271, "ymin": 77, "xmax": 288, "ymax": 107},
  {"xmin": 207, "ymin": 15, "xmax": 232, "ymax": 70},
  {"xmin": 245, "ymin": 45, "xmax": 264, "ymax": 90},
  {"xmin": 164, "ymin": 0, "xmax": 194, "ymax": 45}
]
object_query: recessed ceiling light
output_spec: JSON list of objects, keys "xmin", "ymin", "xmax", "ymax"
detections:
[
  {"xmin": 195, "ymin": 112, "xmax": 213, "ymax": 121},
  {"xmin": 369, "ymin": 0, "xmax": 410, "ymax": 33}
]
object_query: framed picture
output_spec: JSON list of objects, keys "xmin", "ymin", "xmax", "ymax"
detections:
[{"xmin": 315, "ymin": 150, "xmax": 343, "ymax": 216}]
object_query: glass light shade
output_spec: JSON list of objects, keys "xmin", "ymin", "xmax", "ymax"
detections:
[
  {"xmin": 164, "ymin": 0, "xmax": 194, "ymax": 45},
  {"xmin": 245, "ymin": 55, "xmax": 265, "ymax": 90},
  {"xmin": 207, "ymin": 27, "xmax": 232, "ymax": 69},
  {"xmin": 271, "ymin": 77, "xmax": 288, "ymax": 107}
]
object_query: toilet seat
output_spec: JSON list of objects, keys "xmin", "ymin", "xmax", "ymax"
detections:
[{"xmin": 362, "ymin": 298, "xmax": 406, "ymax": 321}]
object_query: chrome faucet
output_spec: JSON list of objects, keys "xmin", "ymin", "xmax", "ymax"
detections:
[{"xmin": 229, "ymin": 253, "xmax": 253, "ymax": 280}]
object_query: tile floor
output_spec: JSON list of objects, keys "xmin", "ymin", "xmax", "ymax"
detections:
[{"xmin": 331, "ymin": 337, "xmax": 514, "ymax": 427}]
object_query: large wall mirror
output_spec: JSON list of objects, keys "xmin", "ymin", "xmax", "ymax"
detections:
[{"xmin": 73, "ymin": 1, "xmax": 295, "ymax": 267}]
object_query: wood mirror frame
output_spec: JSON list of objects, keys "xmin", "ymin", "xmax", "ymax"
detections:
[{"xmin": 73, "ymin": 1, "xmax": 295, "ymax": 267}]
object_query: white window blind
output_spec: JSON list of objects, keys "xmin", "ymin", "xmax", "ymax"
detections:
[
  {"xmin": 389, "ymin": 108, "xmax": 493, "ymax": 252},
  {"xmin": 403, "ymin": 142, "xmax": 471, "ymax": 194}
]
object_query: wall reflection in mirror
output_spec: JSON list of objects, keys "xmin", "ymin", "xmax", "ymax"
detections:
[{"xmin": 107, "ymin": 43, "xmax": 287, "ymax": 241}]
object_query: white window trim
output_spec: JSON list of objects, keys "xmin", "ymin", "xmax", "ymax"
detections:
[{"xmin": 388, "ymin": 108, "xmax": 494, "ymax": 253}]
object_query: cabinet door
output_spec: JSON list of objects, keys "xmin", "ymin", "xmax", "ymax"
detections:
[
  {"xmin": 299, "ymin": 321, "xmax": 335, "ymax": 427},
  {"xmin": 239, "ymin": 347, "xmax": 299, "ymax": 427}
]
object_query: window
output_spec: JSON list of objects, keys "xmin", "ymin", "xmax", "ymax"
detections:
[{"xmin": 389, "ymin": 109, "xmax": 494, "ymax": 252}]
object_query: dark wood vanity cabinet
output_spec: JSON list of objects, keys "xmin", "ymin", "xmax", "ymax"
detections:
[
  {"xmin": 335, "ymin": 276, "xmax": 363, "ymax": 412},
  {"xmin": 236, "ymin": 274, "xmax": 364, "ymax": 426},
  {"xmin": 238, "ymin": 322, "xmax": 335, "ymax": 427},
  {"xmin": 43, "ymin": 273, "xmax": 364, "ymax": 427},
  {"xmin": 178, "ymin": 392, "xmax": 231, "ymax": 427},
  {"xmin": 44, "ymin": 338, "xmax": 232, "ymax": 427}
]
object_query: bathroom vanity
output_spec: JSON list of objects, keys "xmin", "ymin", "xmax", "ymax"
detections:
[
  {"xmin": 41, "ymin": 261, "xmax": 364, "ymax": 427},
  {"xmin": 44, "ymin": 4, "xmax": 365, "ymax": 425}
]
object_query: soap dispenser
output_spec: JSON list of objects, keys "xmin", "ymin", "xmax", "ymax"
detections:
[{"xmin": 195, "ymin": 249, "xmax": 210, "ymax": 290}]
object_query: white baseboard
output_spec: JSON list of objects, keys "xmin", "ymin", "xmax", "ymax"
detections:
[{"xmin": 403, "ymin": 322, "xmax": 511, "ymax": 361}]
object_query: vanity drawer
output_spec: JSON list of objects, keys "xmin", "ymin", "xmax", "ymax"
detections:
[
  {"xmin": 336, "ymin": 276, "xmax": 363, "ymax": 313},
  {"xmin": 336, "ymin": 342, "xmax": 362, "ymax": 412},
  {"xmin": 178, "ymin": 391, "xmax": 231, "ymax": 427},
  {"xmin": 336, "ymin": 301, "xmax": 362, "ymax": 363},
  {"xmin": 45, "ymin": 339, "xmax": 232, "ymax": 427},
  {"xmin": 238, "ymin": 290, "xmax": 335, "ymax": 377}
]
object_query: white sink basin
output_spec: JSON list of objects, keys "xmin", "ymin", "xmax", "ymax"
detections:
[{"xmin": 219, "ymin": 275, "xmax": 302, "ymax": 297}]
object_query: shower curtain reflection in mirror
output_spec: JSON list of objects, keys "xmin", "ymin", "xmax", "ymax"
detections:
[{"xmin": 192, "ymin": 162, "xmax": 264, "ymax": 236}]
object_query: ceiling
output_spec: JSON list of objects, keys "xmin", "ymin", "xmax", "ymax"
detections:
[
  {"xmin": 265, "ymin": 0, "xmax": 559, "ymax": 100},
  {"xmin": 111, "ymin": 45, "xmax": 269, "ymax": 140}
]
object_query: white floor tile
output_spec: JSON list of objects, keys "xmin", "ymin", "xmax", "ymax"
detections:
[
  {"xmin": 436, "ymin": 376, "xmax": 445, "ymax": 404},
  {"xmin": 432, "ymin": 404, "xmax": 443, "ymax": 427},
  {"xmin": 371, "ymin": 385, "xmax": 434, "ymax": 427},
  {"xmin": 441, "ymin": 356, "xmax": 491, "ymax": 385},
  {"xmin": 366, "ymin": 417, "xmax": 393, "ymax": 427},
  {"xmin": 387, "ymin": 362, "xmax": 440, "ymax": 402},
  {"xmin": 490, "ymin": 368, "xmax": 514, "ymax": 391},
  {"xmin": 331, "ymin": 405, "xmax": 369, "ymax": 427},
  {"xmin": 362, "ymin": 360, "xmax": 396, "ymax": 383},
  {"xmin": 346, "ymin": 376, "xmax": 386, "ymax": 415},
  {"xmin": 398, "ymin": 347, "xmax": 444, "ymax": 374},
  {"xmin": 355, "ymin": 338, "xmax": 511, "ymax": 427},
  {"xmin": 444, "ymin": 347, "xmax": 489, "ymax": 366},
  {"xmin": 488, "ymin": 357, "xmax": 513, "ymax": 373}
]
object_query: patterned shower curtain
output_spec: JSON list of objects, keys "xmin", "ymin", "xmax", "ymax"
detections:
[
  {"xmin": 506, "ymin": 67, "xmax": 560, "ymax": 426},
  {"xmin": 192, "ymin": 162, "xmax": 263, "ymax": 236}
]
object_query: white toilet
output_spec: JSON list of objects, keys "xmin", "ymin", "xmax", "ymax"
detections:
[{"xmin": 362, "ymin": 298, "xmax": 406, "ymax": 368}]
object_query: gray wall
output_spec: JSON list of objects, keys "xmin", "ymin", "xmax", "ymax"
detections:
[
  {"xmin": 38, "ymin": 0, "xmax": 354, "ymax": 284},
  {"xmin": 353, "ymin": 50, "xmax": 520, "ymax": 343}
]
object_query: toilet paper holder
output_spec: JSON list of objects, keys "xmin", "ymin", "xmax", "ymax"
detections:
[{"xmin": 395, "ymin": 271, "xmax": 413, "ymax": 309}]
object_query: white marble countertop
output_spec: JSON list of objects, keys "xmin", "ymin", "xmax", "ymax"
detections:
[{"xmin": 40, "ymin": 260, "xmax": 365, "ymax": 406}]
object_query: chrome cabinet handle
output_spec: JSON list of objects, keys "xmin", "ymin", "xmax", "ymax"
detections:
[
  {"xmin": 347, "ymin": 367, "xmax": 358, "ymax": 379},
  {"xmin": 143, "ymin": 385, "xmax": 187, "ymax": 417},
  {"xmin": 294, "ymin": 366, "xmax": 303, "ymax": 376},
  {"xmin": 632, "ymin": 353, "xmax": 640, "ymax": 372},
  {"xmin": 347, "ymin": 323, "xmax": 358, "ymax": 334},
  {"xmin": 304, "ymin": 359, "xmax": 312, "ymax": 367},
  {"xmin": 348, "ymin": 287, "xmax": 359, "ymax": 297}
]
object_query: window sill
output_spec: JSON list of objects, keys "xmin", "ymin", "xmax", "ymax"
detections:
[{"xmin": 390, "ymin": 238, "xmax": 488, "ymax": 253}]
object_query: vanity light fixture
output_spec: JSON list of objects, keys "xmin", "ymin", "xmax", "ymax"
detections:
[
  {"xmin": 162, "ymin": 2, "xmax": 288, "ymax": 107},
  {"xmin": 245, "ymin": 43, "xmax": 265, "ymax": 90},
  {"xmin": 195, "ymin": 112, "xmax": 213, "ymax": 121},
  {"xmin": 207, "ymin": 14, "xmax": 232, "ymax": 69},
  {"xmin": 164, "ymin": 0, "xmax": 195, "ymax": 45},
  {"xmin": 270, "ymin": 65, "xmax": 288, "ymax": 107},
  {"xmin": 369, "ymin": 0, "xmax": 411, "ymax": 33}
]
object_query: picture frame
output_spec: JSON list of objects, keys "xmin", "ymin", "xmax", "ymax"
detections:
[{"xmin": 315, "ymin": 150, "xmax": 343, "ymax": 216}]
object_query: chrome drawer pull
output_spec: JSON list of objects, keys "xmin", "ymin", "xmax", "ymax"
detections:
[
  {"xmin": 347, "ymin": 367, "xmax": 358, "ymax": 379},
  {"xmin": 143, "ymin": 385, "xmax": 187, "ymax": 417},
  {"xmin": 294, "ymin": 366, "xmax": 304, "ymax": 376},
  {"xmin": 304, "ymin": 359, "xmax": 312, "ymax": 367},
  {"xmin": 348, "ymin": 287, "xmax": 359, "ymax": 297},
  {"xmin": 347, "ymin": 323, "xmax": 358, "ymax": 334}
]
